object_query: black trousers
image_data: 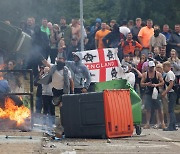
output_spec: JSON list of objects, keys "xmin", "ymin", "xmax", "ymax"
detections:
[
  {"xmin": 52, "ymin": 88, "xmax": 63, "ymax": 98},
  {"xmin": 42, "ymin": 95, "xmax": 55, "ymax": 125},
  {"xmin": 42, "ymin": 95, "xmax": 54, "ymax": 116},
  {"xmin": 52, "ymin": 88, "xmax": 64, "ymax": 125},
  {"xmin": 74, "ymin": 88, "xmax": 83, "ymax": 94}
]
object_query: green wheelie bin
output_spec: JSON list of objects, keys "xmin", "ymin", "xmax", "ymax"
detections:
[{"xmin": 95, "ymin": 79, "xmax": 142, "ymax": 135}]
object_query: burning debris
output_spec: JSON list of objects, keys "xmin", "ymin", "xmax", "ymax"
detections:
[{"xmin": 0, "ymin": 97, "xmax": 31, "ymax": 128}]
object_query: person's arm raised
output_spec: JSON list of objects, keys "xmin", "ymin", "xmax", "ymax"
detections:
[{"xmin": 42, "ymin": 59, "xmax": 51, "ymax": 68}]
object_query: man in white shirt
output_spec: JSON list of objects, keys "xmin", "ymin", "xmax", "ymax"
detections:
[
  {"xmin": 41, "ymin": 57, "xmax": 74, "ymax": 104},
  {"xmin": 120, "ymin": 64, "xmax": 135, "ymax": 87},
  {"xmin": 119, "ymin": 20, "xmax": 130, "ymax": 38},
  {"xmin": 162, "ymin": 61, "xmax": 178, "ymax": 131}
]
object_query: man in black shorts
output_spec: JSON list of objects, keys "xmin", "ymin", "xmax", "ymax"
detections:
[{"xmin": 141, "ymin": 61, "xmax": 165, "ymax": 129}]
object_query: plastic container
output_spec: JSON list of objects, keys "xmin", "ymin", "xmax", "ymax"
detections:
[
  {"xmin": 0, "ymin": 21, "xmax": 22, "ymax": 52},
  {"xmin": 61, "ymin": 90, "xmax": 134, "ymax": 138},
  {"xmin": 103, "ymin": 90, "xmax": 134, "ymax": 138},
  {"xmin": 95, "ymin": 79, "xmax": 142, "ymax": 135},
  {"xmin": 0, "ymin": 21, "xmax": 31, "ymax": 54},
  {"xmin": 61, "ymin": 92, "xmax": 106, "ymax": 138}
]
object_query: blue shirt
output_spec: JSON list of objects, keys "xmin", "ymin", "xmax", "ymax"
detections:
[
  {"xmin": 0, "ymin": 79, "xmax": 10, "ymax": 93},
  {"xmin": 161, "ymin": 32, "xmax": 171, "ymax": 42}
]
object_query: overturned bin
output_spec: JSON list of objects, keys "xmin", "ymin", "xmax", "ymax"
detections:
[
  {"xmin": 95, "ymin": 79, "xmax": 142, "ymax": 135},
  {"xmin": 61, "ymin": 90, "xmax": 134, "ymax": 138},
  {"xmin": 0, "ymin": 21, "xmax": 31, "ymax": 54}
]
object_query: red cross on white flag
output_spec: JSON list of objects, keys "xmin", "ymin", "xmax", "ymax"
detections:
[{"xmin": 80, "ymin": 48, "xmax": 121, "ymax": 82}]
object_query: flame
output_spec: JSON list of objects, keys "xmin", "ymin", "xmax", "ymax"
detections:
[{"xmin": 0, "ymin": 97, "xmax": 30, "ymax": 126}]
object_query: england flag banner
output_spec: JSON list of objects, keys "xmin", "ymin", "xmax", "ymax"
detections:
[{"xmin": 80, "ymin": 48, "xmax": 121, "ymax": 82}]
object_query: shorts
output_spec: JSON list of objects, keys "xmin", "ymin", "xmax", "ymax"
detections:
[{"xmin": 144, "ymin": 94, "xmax": 162, "ymax": 110}]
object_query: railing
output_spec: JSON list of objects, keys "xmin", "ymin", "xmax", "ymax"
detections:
[{"xmin": 0, "ymin": 69, "xmax": 34, "ymax": 128}]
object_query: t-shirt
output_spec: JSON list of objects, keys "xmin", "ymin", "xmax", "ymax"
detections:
[
  {"xmin": 155, "ymin": 55, "xmax": 168, "ymax": 63},
  {"xmin": 121, "ymin": 40, "xmax": 142, "ymax": 55},
  {"xmin": 51, "ymin": 68, "xmax": 71, "ymax": 90},
  {"xmin": 165, "ymin": 70, "xmax": 175, "ymax": 92},
  {"xmin": 41, "ymin": 26, "xmax": 51, "ymax": 36},
  {"xmin": 138, "ymin": 26, "xmax": 154, "ymax": 48},
  {"xmin": 131, "ymin": 26, "xmax": 142, "ymax": 41},
  {"xmin": 0, "ymin": 79, "xmax": 10, "ymax": 93},
  {"xmin": 95, "ymin": 29, "xmax": 110, "ymax": 49},
  {"xmin": 122, "ymin": 72, "xmax": 135, "ymax": 87},
  {"xmin": 119, "ymin": 26, "xmax": 130, "ymax": 37},
  {"xmin": 150, "ymin": 33, "xmax": 167, "ymax": 48}
]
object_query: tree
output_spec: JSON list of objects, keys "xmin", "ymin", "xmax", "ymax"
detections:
[{"xmin": 0, "ymin": 0, "xmax": 179, "ymax": 28}]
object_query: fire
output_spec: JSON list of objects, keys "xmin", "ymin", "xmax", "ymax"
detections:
[{"xmin": 0, "ymin": 97, "xmax": 30, "ymax": 126}]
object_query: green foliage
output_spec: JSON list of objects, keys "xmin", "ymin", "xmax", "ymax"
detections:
[{"xmin": 0, "ymin": 0, "xmax": 179, "ymax": 28}]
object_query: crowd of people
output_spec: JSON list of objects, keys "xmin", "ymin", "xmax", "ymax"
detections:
[{"xmin": 1, "ymin": 17, "xmax": 180, "ymax": 131}]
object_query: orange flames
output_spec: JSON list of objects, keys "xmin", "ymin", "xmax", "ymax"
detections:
[{"xmin": 0, "ymin": 97, "xmax": 30, "ymax": 126}]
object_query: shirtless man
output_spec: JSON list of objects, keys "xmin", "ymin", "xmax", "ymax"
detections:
[{"xmin": 71, "ymin": 19, "xmax": 81, "ymax": 43}]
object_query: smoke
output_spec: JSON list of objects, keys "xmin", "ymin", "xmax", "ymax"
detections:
[
  {"xmin": 32, "ymin": 114, "xmax": 56, "ymax": 132},
  {"xmin": 0, "ymin": 0, "xmax": 80, "ymax": 26},
  {"xmin": 0, "ymin": 51, "xmax": 4, "ymax": 65}
]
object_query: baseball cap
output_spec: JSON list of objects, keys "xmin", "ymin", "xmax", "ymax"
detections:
[{"xmin": 148, "ymin": 61, "xmax": 155, "ymax": 67}]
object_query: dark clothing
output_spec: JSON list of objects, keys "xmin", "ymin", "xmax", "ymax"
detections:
[
  {"xmin": 36, "ymin": 84, "xmax": 42, "ymax": 97},
  {"xmin": 131, "ymin": 26, "xmax": 141, "ymax": 42},
  {"xmin": 0, "ymin": 79, "xmax": 10, "ymax": 93},
  {"xmin": 90, "ymin": 25, "xmax": 101, "ymax": 37},
  {"xmin": 144, "ymin": 94, "xmax": 162, "ymax": 110},
  {"xmin": 52, "ymin": 88, "xmax": 64, "ymax": 126},
  {"xmin": 161, "ymin": 32, "xmax": 171, "ymax": 42},
  {"xmin": 52, "ymin": 88, "xmax": 64, "ymax": 98},
  {"xmin": 66, "ymin": 44, "xmax": 80, "ymax": 61},
  {"xmin": 36, "ymin": 96, "xmax": 42, "ymax": 113},
  {"xmin": 42, "ymin": 95, "xmax": 54, "ymax": 115},
  {"xmin": 90, "ymin": 25, "xmax": 101, "ymax": 49},
  {"xmin": 32, "ymin": 31, "xmax": 50, "ymax": 59},
  {"xmin": 145, "ymin": 71, "xmax": 159, "ymax": 95},
  {"xmin": 49, "ymin": 31, "xmax": 59, "ymax": 64},
  {"xmin": 169, "ymin": 32, "xmax": 180, "ymax": 56},
  {"xmin": 74, "ymin": 88, "xmax": 83, "ymax": 94},
  {"xmin": 29, "ymin": 30, "xmax": 49, "ymax": 76},
  {"xmin": 34, "ymin": 75, "xmax": 42, "ymax": 97},
  {"xmin": 42, "ymin": 95, "xmax": 55, "ymax": 125},
  {"xmin": 24, "ymin": 26, "xmax": 34, "ymax": 37},
  {"xmin": 85, "ymin": 33, "xmax": 95, "ymax": 50},
  {"xmin": 168, "ymin": 92, "xmax": 177, "ymax": 129},
  {"xmin": 50, "ymin": 49, "xmax": 58, "ymax": 64},
  {"xmin": 60, "ymin": 25, "xmax": 72, "ymax": 46},
  {"xmin": 102, "ymin": 31, "xmax": 125, "ymax": 48},
  {"xmin": 34, "ymin": 74, "xmax": 43, "ymax": 113},
  {"xmin": 155, "ymin": 55, "xmax": 168, "ymax": 63}
]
